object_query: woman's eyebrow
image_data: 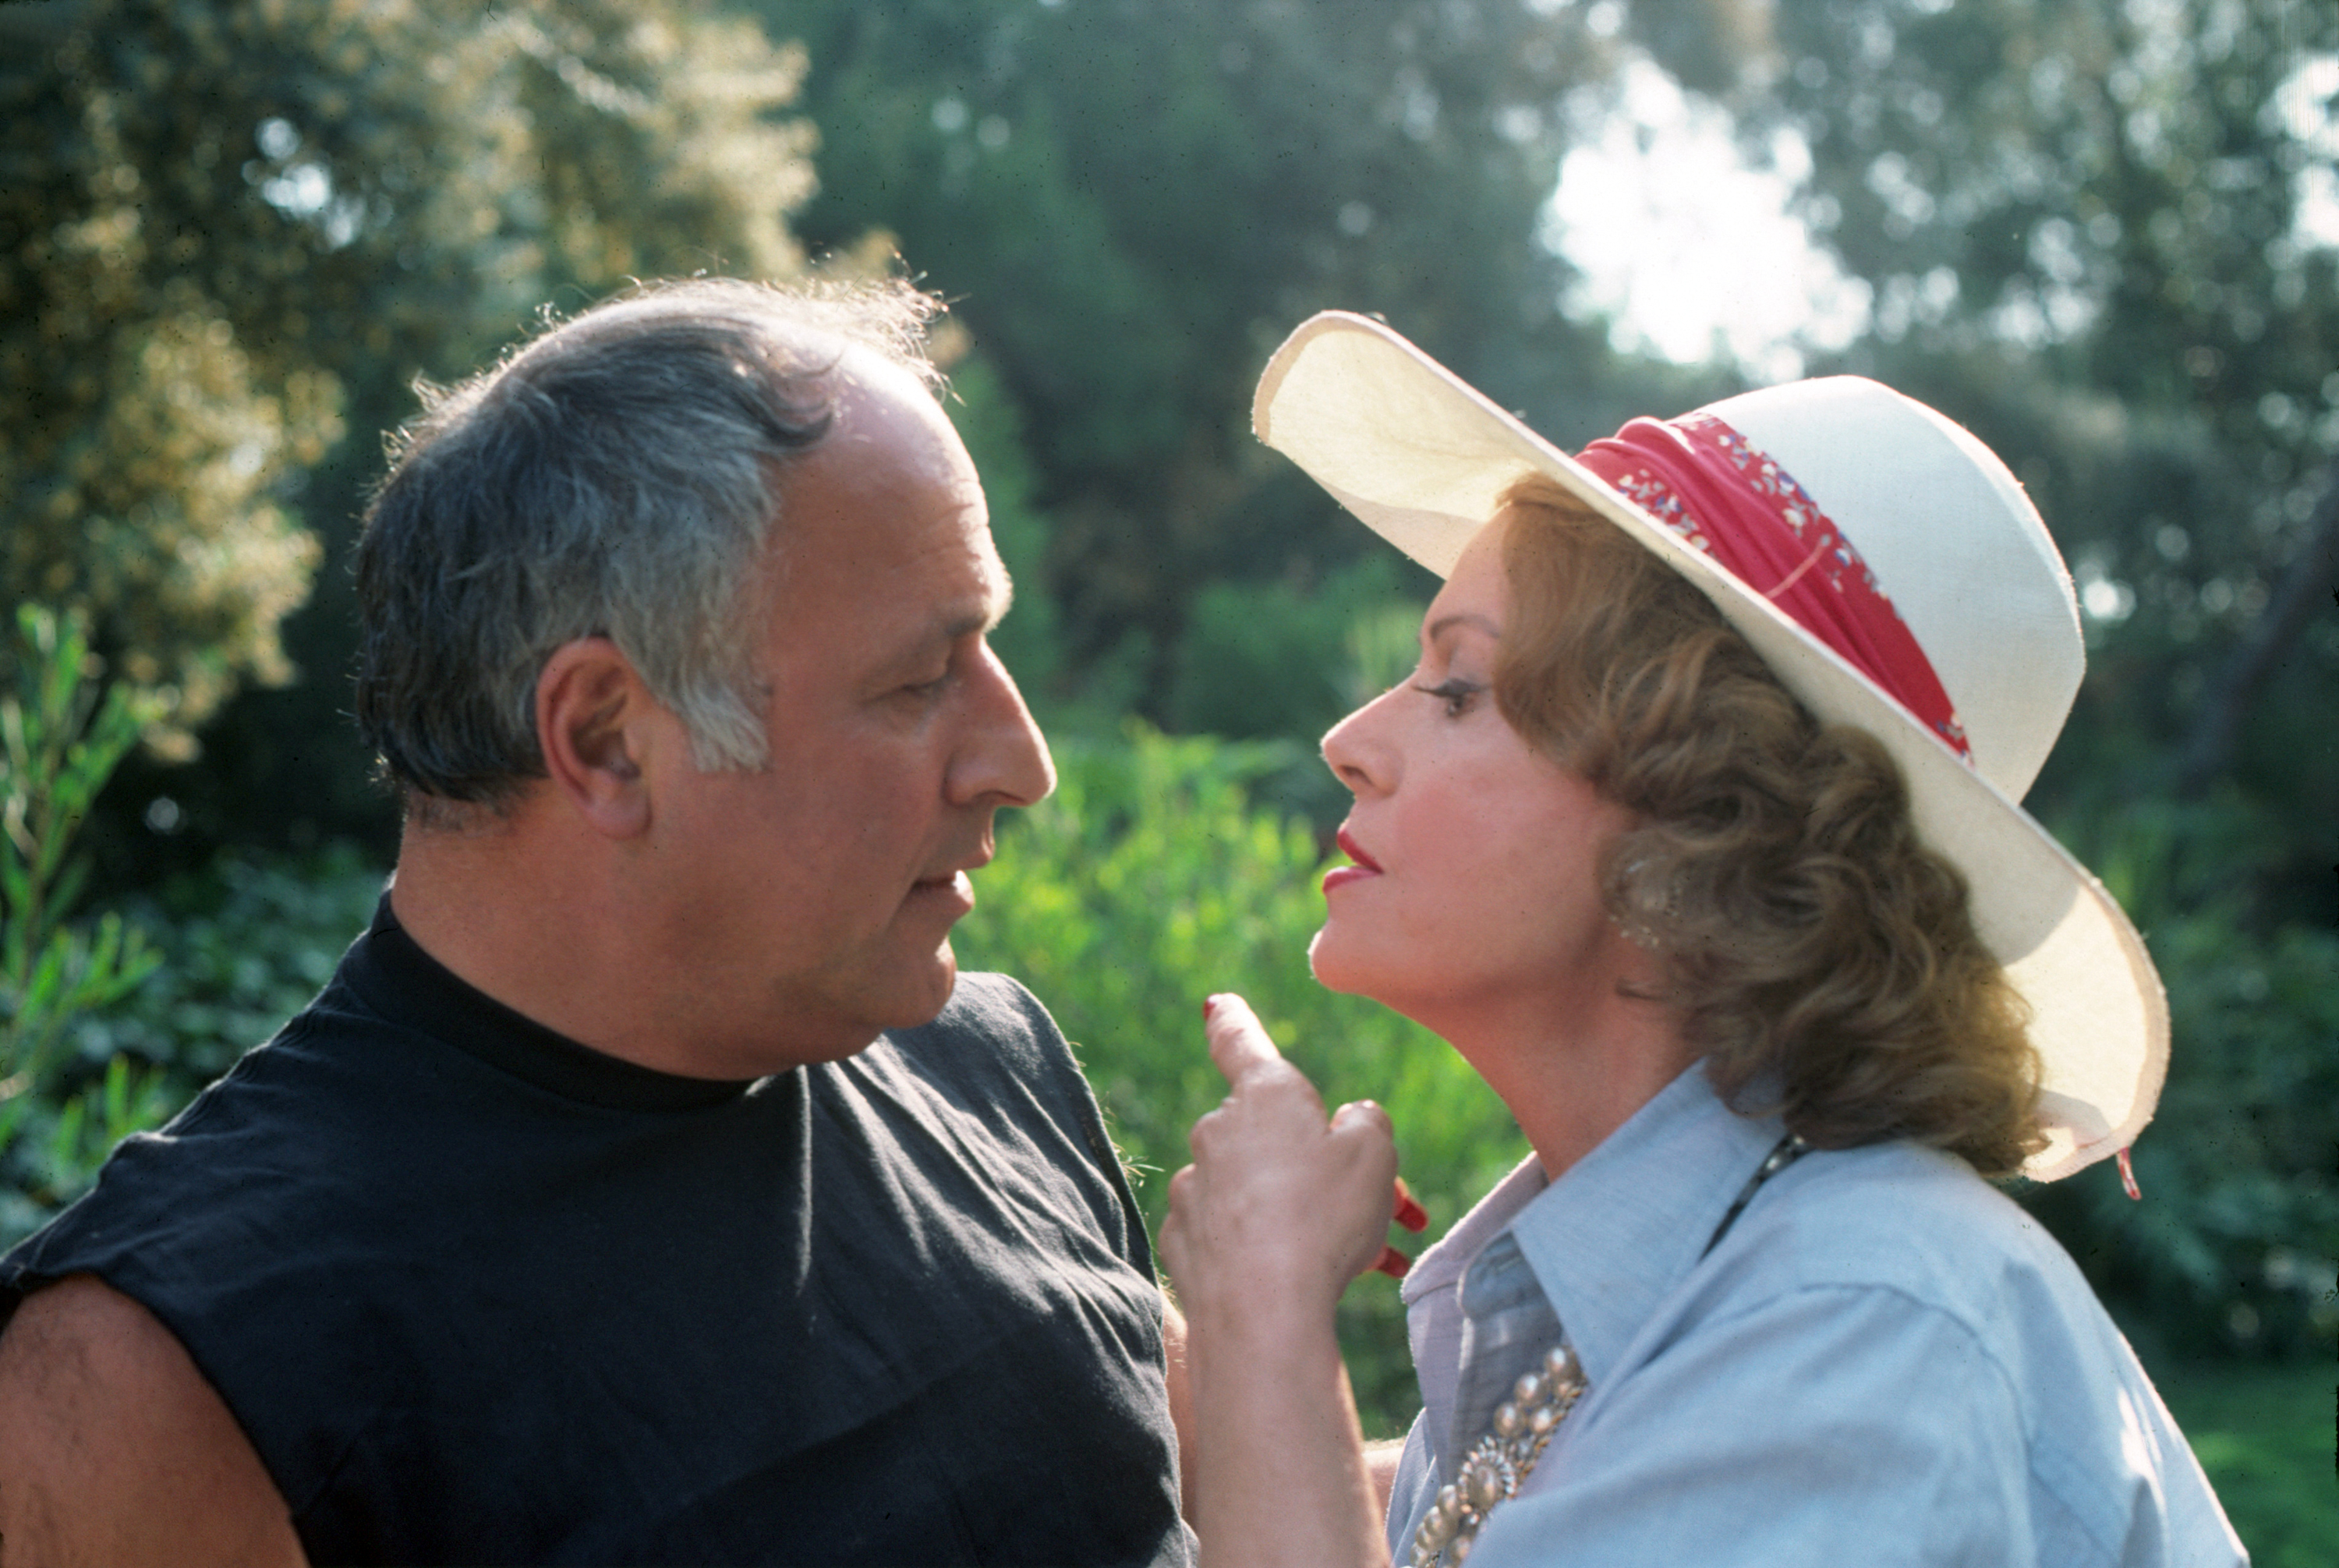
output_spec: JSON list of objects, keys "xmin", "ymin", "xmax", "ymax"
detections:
[{"xmin": 1424, "ymin": 611, "xmax": 1502, "ymax": 646}]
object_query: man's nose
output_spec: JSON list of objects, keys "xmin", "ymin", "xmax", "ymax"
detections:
[{"xmin": 950, "ymin": 642, "xmax": 1056, "ymax": 808}]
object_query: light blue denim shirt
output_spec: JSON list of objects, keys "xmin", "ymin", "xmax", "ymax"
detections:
[{"xmin": 1385, "ymin": 1067, "xmax": 2246, "ymax": 1566}]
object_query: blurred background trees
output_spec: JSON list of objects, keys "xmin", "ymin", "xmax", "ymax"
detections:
[
  {"xmin": 2, "ymin": 0, "xmax": 819, "ymax": 862},
  {"xmin": 2, "ymin": 0, "xmax": 2331, "ymax": 1548}
]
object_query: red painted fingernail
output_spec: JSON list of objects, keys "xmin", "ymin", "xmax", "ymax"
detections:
[
  {"xmin": 1374, "ymin": 1244, "xmax": 1411, "ymax": 1280},
  {"xmin": 1393, "ymin": 1178, "xmax": 1429, "ymax": 1234},
  {"xmin": 1202, "ymin": 996, "xmax": 1218, "ymax": 1021}
]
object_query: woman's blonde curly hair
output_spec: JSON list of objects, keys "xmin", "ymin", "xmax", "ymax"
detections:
[{"xmin": 1490, "ymin": 474, "xmax": 2045, "ymax": 1178}]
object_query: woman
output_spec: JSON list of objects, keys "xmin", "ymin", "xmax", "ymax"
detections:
[{"xmin": 1157, "ymin": 313, "xmax": 2243, "ymax": 1566}]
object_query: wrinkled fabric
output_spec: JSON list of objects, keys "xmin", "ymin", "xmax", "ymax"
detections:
[
  {"xmin": 1386, "ymin": 1067, "xmax": 2245, "ymax": 1567},
  {"xmin": 3, "ymin": 899, "xmax": 1193, "ymax": 1567}
]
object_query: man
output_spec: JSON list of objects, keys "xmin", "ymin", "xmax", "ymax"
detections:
[{"xmin": 0, "ymin": 279, "xmax": 1196, "ymax": 1565}]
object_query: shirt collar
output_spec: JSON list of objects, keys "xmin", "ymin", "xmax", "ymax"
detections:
[
  {"xmin": 1400, "ymin": 1155, "xmax": 1548, "ymax": 1308},
  {"xmin": 1506, "ymin": 1064, "xmax": 1785, "ymax": 1384}
]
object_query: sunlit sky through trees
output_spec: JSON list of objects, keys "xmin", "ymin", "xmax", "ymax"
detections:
[{"xmin": 1551, "ymin": 45, "xmax": 2339, "ymax": 384}]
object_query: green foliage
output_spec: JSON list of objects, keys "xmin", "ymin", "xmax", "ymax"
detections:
[
  {"xmin": 2150, "ymin": 1359, "xmax": 2339, "ymax": 1567},
  {"xmin": 0, "ymin": 842, "xmax": 387, "ymax": 1246},
  {"xmin": 0, "ymin": 602, "xmax": 387, "ymax": 1241},
  {"xmin": 1729, "ymin": 0, "xmax": 2339, "ymax": 911},
  {"xmin": 2022, "ymin": 794, "xmax": 2339, "ymax": 1362},
  {"xmin": 1, "ymin": 0, "xmax": 819, "ymax": 751},
  {"xmin": 1162, "ymin": 553, "xmax": 1432, "ymax": 830},
  {"xmin": 954, "ymin": 723, "xmax": 1527, "ymax": 1433},
  {"xmin": 755, "ymin": 0, "xmax": 1658, "ymax": 685},
  {"xmin": 0, "ymin": 604, "xmax": 168, "ymax": 1237},
  {"xmin": 1166, "ymin": 554, "xmax": 1428, "ymax": 743},
  {"xmin": 0, "ymin": 608, "xmax": 161, "ymax": 1139},
  {"xmin": 92, "ymin": 845, "xmax": 387, "ymax": 1084}
]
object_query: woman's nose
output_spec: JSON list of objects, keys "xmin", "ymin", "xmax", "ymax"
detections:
[{"xmin": 1320, "ymin": 688, "xmax": 1396, "ymax": 798}]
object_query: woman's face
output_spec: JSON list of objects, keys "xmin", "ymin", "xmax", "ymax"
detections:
[{"xmin": 1312, "ymin": 515, "xmax": 1644, "ymax": 1034}]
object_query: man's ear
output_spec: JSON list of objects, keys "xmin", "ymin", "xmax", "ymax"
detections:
[{"xmin": 536, "ymin": 638, "xmax": 659, "ymax": 839}]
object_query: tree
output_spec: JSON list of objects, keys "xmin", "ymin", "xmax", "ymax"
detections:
[
  {"xmin": 1723, "ymin": 0, "xmax": 2337, "ymax": 896},
  {"xmin": 2, "ymin": 0, "xmax": 817, "ymax": 766},
  {"xmin": 749, "ymin": 0, "xmax": 1707, "ymax": 712},
  {"xmin": 1668, "ymin": 0, "xmax": 2338, "ymax": 1355}
]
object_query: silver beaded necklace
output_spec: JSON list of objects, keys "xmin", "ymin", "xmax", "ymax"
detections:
[{"xmin": 1406, "ymin": 1134, "xmax": 1808, "ymax": 1566}]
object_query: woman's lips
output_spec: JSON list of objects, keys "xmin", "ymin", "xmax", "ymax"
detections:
[{"xmin": 1323, "ymin": 828, "xmax": 1382, "ymax": 894}]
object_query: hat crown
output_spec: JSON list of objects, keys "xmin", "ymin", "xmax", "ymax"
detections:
[{"xmin": 1692, "ymin": 377, "xmax": 2083, "ymax": 802}]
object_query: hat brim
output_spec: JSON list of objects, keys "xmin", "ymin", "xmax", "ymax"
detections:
[{"xmin": 1254, "ymin": 312, "xmax": 2165, "ymax": 1181}]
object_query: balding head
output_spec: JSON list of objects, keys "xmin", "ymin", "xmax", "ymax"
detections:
[{"xmin": 353, "ymin": 278, "xmax": 946, "ymax": 816}]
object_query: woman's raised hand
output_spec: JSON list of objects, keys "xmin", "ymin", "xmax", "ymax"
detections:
[
  {"xmin": 1159, "ymin": 993, "xmax": 1407, "ymax": 1321},
  {"xmin": 1159, "ymin": 994, "xmax": 1413, "ymax": 1568}
]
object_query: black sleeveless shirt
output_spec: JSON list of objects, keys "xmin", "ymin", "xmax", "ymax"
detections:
[{"xmin": 1, "ymin": 901, "xmax": 1192, "ymax": 1566}]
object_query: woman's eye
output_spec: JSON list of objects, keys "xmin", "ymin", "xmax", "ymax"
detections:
[{"xmin": 1414, "ymin": 677, "xmax": 1482, "ymax": 717}]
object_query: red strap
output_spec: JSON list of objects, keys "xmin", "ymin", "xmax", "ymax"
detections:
[{"xmin": 1576, "ymin": 414, "xmax": 1971, "ymax": 762}]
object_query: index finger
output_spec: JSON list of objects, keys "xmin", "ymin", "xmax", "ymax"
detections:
[{"xmin": 1201, "ymin": 993, "xmax": 1286, "ymax": 1086}]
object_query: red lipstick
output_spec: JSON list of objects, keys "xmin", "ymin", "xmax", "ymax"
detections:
[{"xmin": 1322, "ymin": 828, "xmax": 1382, "ymax": 894}]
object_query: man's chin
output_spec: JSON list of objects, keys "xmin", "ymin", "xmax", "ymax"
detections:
[
  {"xmin": 751, "ymin": 947, "xmax": 961, "ymax": 1069},
  {"xmin": 915, "ymin": 942, "xmax": 961, "ymax": 1018},
  {"xmin": 874, "ymin": 940, "xmax": 961, "ymax": 1031}
]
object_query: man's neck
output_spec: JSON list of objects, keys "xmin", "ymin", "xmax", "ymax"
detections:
[
  {"xmin": 387, "ymin": 800, "xmax": 662, "ymax": 1071},
  {"xmin": 388, "ymin": 798, "xmax": 882, "ymax": 1082}
]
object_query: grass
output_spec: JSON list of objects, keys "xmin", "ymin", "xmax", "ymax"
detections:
[{"xmin": 2146, "ymin": 1357, "xmax": 2335, "ymax": 1567}]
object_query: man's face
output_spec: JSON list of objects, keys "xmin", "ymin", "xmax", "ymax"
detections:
[{"xmin": 635, "ymin": 352, "xmax": 1055, "ymax": 1073}]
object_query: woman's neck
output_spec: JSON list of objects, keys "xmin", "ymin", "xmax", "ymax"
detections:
[{"xmin": 1421, "ymin": 980, "xmax": 1696, "ymax": 1181}]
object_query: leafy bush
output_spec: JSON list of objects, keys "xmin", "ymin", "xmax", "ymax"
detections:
[
  {"xmin": 2021, "ymin": 793, "xmax": 2338, "ymax": 1363},
  {"xmin": 961, "ymin": 724, "xmax": 2338, "ymax": 1435},
  {"xmin": 1, "ymin": 606, "xmax": 167, "ymax": 1241},
  {"xmin": 954, "ymin": 721, "xmax": 1527, "ymax": 1433},
  {"xmin": 1165, "ymin": 554, "xmax": 1424, "ymax": 744},
  {"xmin": 1161, "ymin": 555, "xmax": 1429, "ymax": 837},
  {"xmin": 0, "ymin": 841, "xmax": 385, "ymax": 1248},
  {"xmin": 93, "ymin": 847, "xmax": 386, "ymax": 1085},
  {"xmin": 2150, "ymin": 1359, "xmax": 2339, "ymax": 1568}
]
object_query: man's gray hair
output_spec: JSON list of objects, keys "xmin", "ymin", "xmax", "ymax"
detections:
[{"xmin": 353, "ymin": 277, "xmax": 944, "ymax": 809}]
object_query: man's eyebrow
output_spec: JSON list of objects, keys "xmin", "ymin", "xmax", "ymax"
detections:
[{"xmin": 932, "ymin": 574, "xmax": 1014, "ymax": 647}]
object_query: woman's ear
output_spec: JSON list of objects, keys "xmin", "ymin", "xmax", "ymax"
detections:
[{"xmin": 536, "ymin": 638, "xmax": 656, "ymax": 839}]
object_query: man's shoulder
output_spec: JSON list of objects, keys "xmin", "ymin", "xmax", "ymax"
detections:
[
  {"xmin": 0, "ymin": 947, "xmax": 504, "ymax": 1316},
  {"xmin": 27, "ymin": 969, "xmax": 391, "ymax": 1198},
  {"xmin": 869, "ymin": 970, "xmax": 1113, "ymax": 1138},
  {"xmin": 866, "ymin": 972, "xmax": 1134, "ymax": 1209},
  {"xmin": 0, "ymin": 1276, "xmax": 306, "ymax": 1565}
]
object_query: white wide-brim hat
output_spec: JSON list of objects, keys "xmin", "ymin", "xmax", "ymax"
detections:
[{"xmin": 1254, "ymin": 310, "xmax": 2165, "ymax": 1181}]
